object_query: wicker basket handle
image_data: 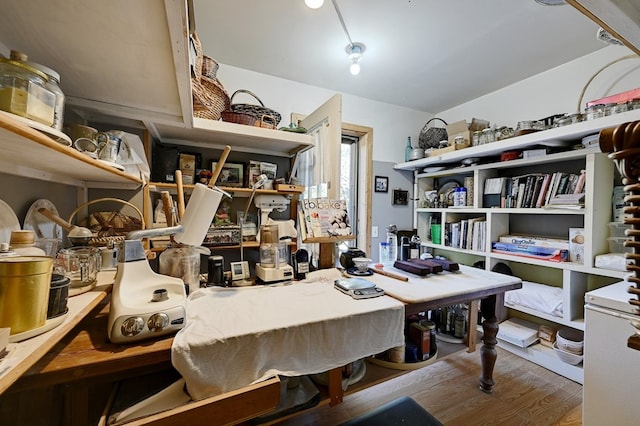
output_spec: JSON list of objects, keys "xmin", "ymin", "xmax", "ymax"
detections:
[
  {"xmin": 68, "ymin": 197, "xmax": 146, "ymax": 230},
  {"xmin": 229, "ymin": 89, "xmax": 265, "ymax": 107},
  {"xmin": 424, "ymin": 117, "xmax": 448, "ymax": 128}
]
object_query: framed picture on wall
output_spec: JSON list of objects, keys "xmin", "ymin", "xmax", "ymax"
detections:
[
  {"xmin": 211, "ymin": 161, "xmax": 245, "ymax": 187},
  {"xmin": 393, "ymin": 189, "xmax": 409, "ymax": 205},
  {"xmin": 375, "ymin": 176, "xmax": 388, "ymax": 193}
]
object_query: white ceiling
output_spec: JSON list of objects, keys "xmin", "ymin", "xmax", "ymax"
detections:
[{"xmin": 192, "ymin": 0, "xmax": 608, "ymax": 113}]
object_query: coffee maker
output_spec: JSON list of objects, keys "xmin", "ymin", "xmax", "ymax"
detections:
[{"xmin": 255, "ymin": 224, "xmax": 293, "ymax": 283}]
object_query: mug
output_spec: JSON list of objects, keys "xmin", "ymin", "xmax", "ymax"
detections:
[
  {"xmin": 74, "ymin": 137, "xmax": 99, "ymax": 156},
  {"xmin": 96, "ymin": 132, "xmax": 122, "ymax": 163},
  {"xmin": 67, "ymin": 124, "xmax": 97, "ymax": 142}
]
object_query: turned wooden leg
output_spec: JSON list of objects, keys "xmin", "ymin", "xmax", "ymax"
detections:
[{"xmin": 479, "ymin": 294, "xmax": 498, "ymax": 393}]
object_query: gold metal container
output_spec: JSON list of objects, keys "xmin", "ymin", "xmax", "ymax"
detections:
[{"xmin": 0, "ymin": 256, "xmax": 53, "ymax": 335}]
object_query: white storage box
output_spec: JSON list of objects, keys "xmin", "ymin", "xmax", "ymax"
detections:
[{"xmin": 497, "ymin": 317, "xmax": 539, "ymax": 348}]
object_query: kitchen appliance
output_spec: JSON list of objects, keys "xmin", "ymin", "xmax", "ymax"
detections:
[
  {"xmin": 583, "ymin": 281, "xmax": 640, "ymax": 425},
  {"xmin": 253, "ymin": 194, "xmax": 290, "ymax": 226},
  {"xmin": 255, "ymin": 225, "xmax": 293, "ymax": 284},
  {"xmin": 339, "ymin": 247, "xmax": 366, "ymax": 269},
  {"xmin": 108, "ymin": 238, "xmax": 187, "ymax": 344},
  {"xmin": 108, "ymin": 159, "xmax": 227, "ymax": 343}
]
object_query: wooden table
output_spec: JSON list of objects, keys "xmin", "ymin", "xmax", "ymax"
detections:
[
  {"xmin": 365, "ymin": 264, "xmax": 522, "ymax": 393},
  {"xmin": 3, "ymin": 266, "xmax": 521, "ymax": 424}
]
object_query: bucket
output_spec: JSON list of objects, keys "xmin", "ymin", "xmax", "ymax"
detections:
[
  {"xmin": 48, "ymin": 273, "xmax": 69, "ymax": 319},
  {"xmin": 0, "ymin": 256, "xmax": 53, "ymax": 334}
]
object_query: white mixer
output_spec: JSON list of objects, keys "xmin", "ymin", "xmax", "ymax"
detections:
[
  {"xmin": 108, "ymin": 237, "xmax": 187, "ymax": 344},
  {"xmin": 108, "ymin": 181, "xmax": 226, "ymax": 343}
]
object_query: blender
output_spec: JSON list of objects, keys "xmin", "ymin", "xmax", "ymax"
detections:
[{"xmin": 255, "ymin": 224, "xmax": 293, "ymax": 284}]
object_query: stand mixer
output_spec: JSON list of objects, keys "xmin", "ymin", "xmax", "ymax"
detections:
[
  {"xmin": 108, "ymin": 234, "xmax": 187, "ymax": 344},
  {"xmin": 108, "ymin": 147, "xmax": 230, "ymax": 343}
]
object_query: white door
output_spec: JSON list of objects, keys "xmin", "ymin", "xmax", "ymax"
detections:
[{"xmin": 297, "ymin": 94, "xmax": 342, "ymax": 199}]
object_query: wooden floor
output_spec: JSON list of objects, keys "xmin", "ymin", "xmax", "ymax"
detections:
[{"xmin": 275, "ymin": 346, "xmax": 583, "ymax": 426}]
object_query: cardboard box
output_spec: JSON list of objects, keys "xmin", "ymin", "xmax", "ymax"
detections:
[
  {"xmin": 446, "ymin": 120, "xmax": 472, "ymax": 148},
  {"xmin": 409, "ymin": 322, "xmax": 431, "ymax": 361},
  {"xmin": 569, "ymin": 228, "xmax": 585, "ymax": 264}
]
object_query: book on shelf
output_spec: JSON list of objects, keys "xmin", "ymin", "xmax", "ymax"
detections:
[
  {"xmin": 299, "ymin": 198, "xmax": 352, "ymax": 238},
  {"xmin": 483, "ymin": 177, "xmax": 507, "ymax": 208},
  {"xmin": 545, "ymin": 193, "xmax": 585, "ymax": 209},
  {"xmin": 499, "ymin": 170, "xmax": 585, "ymax": 209},
  {"xmin": 498, "ymin": 234, "xmax": 569, "ymax": 250},
  {"xmin": 491, "ymin": 241, "xmax": 569, "ymax": 262}
]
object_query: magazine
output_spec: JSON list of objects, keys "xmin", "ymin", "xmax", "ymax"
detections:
[{"xmin": 299, "ymin": 198, "xmax": 352, "ymax": 238}]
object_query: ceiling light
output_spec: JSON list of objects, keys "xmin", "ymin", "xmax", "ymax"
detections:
[
  {"xmin": 305, "ymin": 0, "xmax": 324, "ymax": 9},
  {"xmin": 346, "ymin": 42, "xmax": 365, "ymax": 76}
]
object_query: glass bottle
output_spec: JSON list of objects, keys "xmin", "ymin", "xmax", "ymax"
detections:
[{"xmin": 404, "ymin": 136, "xmax": 412, "ymax": 162}]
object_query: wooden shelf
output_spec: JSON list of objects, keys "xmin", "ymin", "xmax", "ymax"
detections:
[
  {"xmin": 0, "ymin": 112, "xmax": 142, "ymax": 188},
  {"xmin": 0, "ymin": 271, "xmax": 114, "ymax": 395},
  {"xmin": 150, "ymin": 182, "xmax": 304, "ymax": 196}
]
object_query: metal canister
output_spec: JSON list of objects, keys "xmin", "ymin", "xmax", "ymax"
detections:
[{"xmin": 0, "ymin": 256, "xmax": 53, "ymax": 334}]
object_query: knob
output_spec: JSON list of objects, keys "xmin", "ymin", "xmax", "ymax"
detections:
[
  {"xmin": 152, "ymin": 288, "xmax": 169, "ymax": 302},
  {"xmin": 148, "ymin": 313, "xmax": 170, "ymax": 332},
  {"xmin": 121, "ymin": 317, "xmax": 144, "ymax": 337}
]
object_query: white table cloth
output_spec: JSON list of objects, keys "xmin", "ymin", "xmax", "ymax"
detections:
[
  {"xmin": 365, "ymin": 264, "xmax": 522, "ymax": 303},
  {"xmin": 171, "ymin": 269, "xmax": 405, "ymax": 400}
]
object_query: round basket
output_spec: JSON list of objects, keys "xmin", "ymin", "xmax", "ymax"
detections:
[
  {"xmin": 224, "ymin": 89, "xmax": 281, "ymax": 126},
  {"xmin": 68, "ymin": 198, "xmax": 145, "ymax": 247},
  {"xmin": 192, "ymin": 75, "xmax": 231, "ymax": 121},
  {"xmin": 419, "ymin": 118, "xmax": 448, "ymax": 149}
]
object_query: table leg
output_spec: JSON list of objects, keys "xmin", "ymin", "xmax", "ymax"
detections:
[
  {"xmin": 328, "ymin": 367, "xmax": 344, "ymax": 406},
  {"xmin": 466, "ymin": 299, "xmax": 479, "ymax": 353},
  {"xmin": 479, "ymin": 294, "xmax": 498, "ymax": 393}
]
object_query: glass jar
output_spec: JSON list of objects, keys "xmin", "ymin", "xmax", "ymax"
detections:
[
  {"xmin": 482, "ymin": 128, "xmax": 495, "ymax": 144},
  {"xmin": 585, "ymin": 104, "xmax": 605, "ymax": 120},
  {"xmin": 0, "ymin": 58, "xmax": 55, "ymax": 126},
  {"xmin": 10, "ymin": 50, "xmax": 64, "ymax": 131},
  {"xmin": 472, "ymin": 131, "xmax": 481, "ymax": 146},
  {"xmin": 159, "ymin": 245, "xmax": 200, "ymax": 295}
]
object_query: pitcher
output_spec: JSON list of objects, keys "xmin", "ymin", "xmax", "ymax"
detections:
[{"xmin": 96, "ymin": 131, "xmax": 122, "ymax": 163}]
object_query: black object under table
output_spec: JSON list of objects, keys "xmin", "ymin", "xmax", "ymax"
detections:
[{"xmin": 339, "ymin": 396, "xmax": 443, "ymax": 426}]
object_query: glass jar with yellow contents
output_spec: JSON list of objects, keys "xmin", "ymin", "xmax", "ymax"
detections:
[{"xmin": 0, "ymin": 58, "xmax": 56, "ymax": 126}]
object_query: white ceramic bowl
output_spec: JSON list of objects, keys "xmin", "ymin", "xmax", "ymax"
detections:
[
  {"xmin": 352, "ymin": 257, "xmax": 372, "ymax": 272},
  {"xmin": 553, "ymin": 341, "xmax": 583, "ymax": 365}
]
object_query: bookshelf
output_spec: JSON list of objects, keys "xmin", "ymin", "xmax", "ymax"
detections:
[{"xmin": 397, "ymin": 110, "xmax": 640, "ymax": 382}]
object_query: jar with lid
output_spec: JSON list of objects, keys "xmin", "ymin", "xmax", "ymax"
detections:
[
  {"xmin": 0, "ymin": 57, "xmax": 55, "ymax": 126},
  {"xmin": 10, "ymin": 50, "xmax": 65, "ymax": 131},
  {"xmin": 481, "ymin": 128, "xmax": 495, "ymax": 144},
  {"xmin": 10, "ymin": 230, "xmax": 46, "ymax": 256},
  {"xmin": 585, "ymin": 104, "xmax": 605, "ymax": 121},
  {"xmin": 472, "ymin": 131, "xmax": 481, "ymax": 146}
]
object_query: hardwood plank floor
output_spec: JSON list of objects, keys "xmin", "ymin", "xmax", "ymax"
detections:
[{"xmin": 274, "ymin": 346, "xmax": 582, "ymax": 426}]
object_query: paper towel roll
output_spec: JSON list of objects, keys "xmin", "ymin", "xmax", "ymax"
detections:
[{"xmin": 173, "ymin": 183, "xmax": 223, "ymax": 247}]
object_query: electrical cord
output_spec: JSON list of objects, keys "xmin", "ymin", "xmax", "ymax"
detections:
[{"xmin": 576, "ymin": 54, "xmax": 640, "ymax": 113}]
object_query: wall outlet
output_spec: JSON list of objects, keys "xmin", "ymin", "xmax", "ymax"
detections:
[{"xmin": 372, "ymin": 226, "xmax": 378, "ymax": 238}]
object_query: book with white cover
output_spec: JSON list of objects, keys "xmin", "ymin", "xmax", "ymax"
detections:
[{"xmin": 497, "ymin": 317, "xmax": 539, "ymax": 348}]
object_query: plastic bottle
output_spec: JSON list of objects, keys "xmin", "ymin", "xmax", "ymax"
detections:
[
  {"xmin": 404, "ymin": 136, "xmax": 412, "ymax": 162},
  {"xmin": 386, "ymin": 225, "xmax": 398, "ymax": 264}
]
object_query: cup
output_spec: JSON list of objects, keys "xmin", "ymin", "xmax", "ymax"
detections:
[
  {"xmin": 67, "ymin": 124, "xmax": 97, "ymax": 142},
  {"xmin": 74, "ymin": 137, "xmax": 99, "ymax": 156},
  {"xmin": 431, "ymin": 224, "xmax": 442, "ymax": 244},
  {"xmin": 55, "ymin": 246, "xmax": 101, "ymax": 288},
  {"xmin": 96, "ymin": 132, "xmax": 122, "ymax": 163}
]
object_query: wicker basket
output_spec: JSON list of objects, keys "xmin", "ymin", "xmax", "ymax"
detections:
[
  {"xmin": 419, "ymin": 118, "xmax": 448, "ymax": 149},
  {"xmin": 190, "ymin": 32, "xmax": 230, "ymax": 120},
  {"xmin": 220, "ymin": 111, "xmax": 277, "ymax": 129},
  {"xmin": 223, "ymin": 89, "xmax": 281, "ymax": 126},
  {"xmin": 69, "ymin": 198, "xmax": 145, "ymax": 247}
]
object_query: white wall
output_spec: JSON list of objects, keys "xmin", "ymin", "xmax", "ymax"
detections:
[
  {"xmin": 217, "ymin": 64, "xmax": 430, "ymax": 164},
  {"xmin": 436, "ymin": 45, "xmax": 640, "ymax": 126}
]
